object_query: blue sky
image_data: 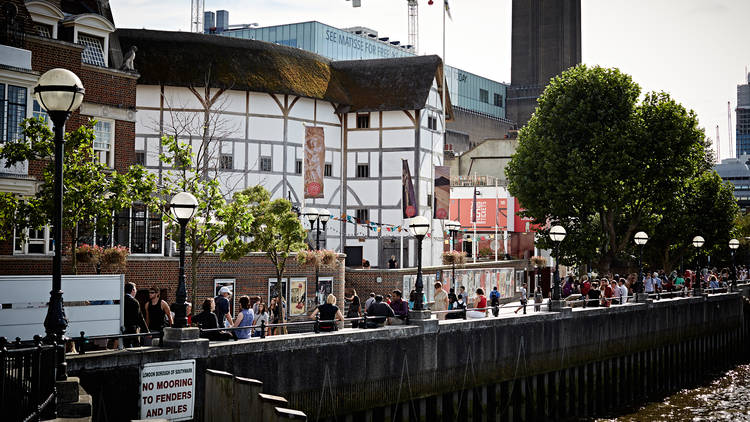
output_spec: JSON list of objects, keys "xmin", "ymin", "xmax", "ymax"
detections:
[{"xmin": 110, "ymin": 0, "xmax": 749, "ymax": 161}]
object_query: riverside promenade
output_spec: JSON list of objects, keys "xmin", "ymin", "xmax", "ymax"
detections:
[{"xmin": 68, "ymin": 288, "xmax": 750, "ymax": 421}]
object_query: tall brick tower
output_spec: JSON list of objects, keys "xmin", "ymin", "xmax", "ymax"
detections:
[{"xmin": 506, "ymin": 0, "xmax": 581, "ymax": 128}]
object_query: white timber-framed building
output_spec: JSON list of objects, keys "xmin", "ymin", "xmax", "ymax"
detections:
[{"xmin": 119, "ymin": 29, "xmax": 452, "ymax": 268}]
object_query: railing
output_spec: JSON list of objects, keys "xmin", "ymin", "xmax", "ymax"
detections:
[
  {"xmin": 0, "ymin": 336, "xmax": 58, "ymax": 422},
  {"xmin": 72, "ymin": 330, "xmax": 164, "ymax": 355}
]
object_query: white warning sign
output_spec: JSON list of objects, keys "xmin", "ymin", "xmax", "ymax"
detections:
[{"xmin": 140, "ymin": 359, "xmax": 195, "ymax": 421}]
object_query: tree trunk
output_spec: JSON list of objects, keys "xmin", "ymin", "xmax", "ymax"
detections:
[{"xmin": 71, "ymin": 226, "xmax": 78, "ymax": 275}]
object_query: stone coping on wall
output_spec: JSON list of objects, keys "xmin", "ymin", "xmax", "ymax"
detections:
[{"xmin": 346, "ymin": 259, "xmax": 529, "ymax": 273}]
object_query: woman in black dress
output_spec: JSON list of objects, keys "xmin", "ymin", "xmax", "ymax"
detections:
[{"xmin": 345, "ymin": 289, "xmax": 361, "ymax": 328}]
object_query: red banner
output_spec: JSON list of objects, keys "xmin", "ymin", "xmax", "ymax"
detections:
[
  {"xmin": 304, "ymin": 126, "xmax": 325, "ymax": 198},
  {"xmin": 450, "ymin": 198, "xmax": 507, "ymax": 229}
]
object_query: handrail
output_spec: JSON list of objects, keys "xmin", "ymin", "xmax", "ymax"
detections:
[{"xmin": 1, "ymin": 335, "xmax": 58, "ymax": 422}]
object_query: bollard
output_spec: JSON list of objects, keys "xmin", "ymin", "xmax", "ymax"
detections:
[
  {"xmin": 234, "ymin": 376, "xmax": 263, "ymax": 422},
  {"xmin": 259, "ymin": 392, "xmax": 288, "ymax": 422},
  {"xmin": 314, "ymin": 315, "xmax": 320, "ymax": 334},
  {"xmin": 204, "ymin": 369, "xmax": 234, "ymax": 422},
  {"xmin": 78, "ymin": 331, "xmax": 86, "ymax": 354},
  {"xmin": 260, "ymin": 320, "xmax": 266, "ymax": 339},
  {"xmin": 361, "ymin": 312, "xmax": 367, "ymax": 329},
  {"xmin": 274, "ymin": 407, "xmax": 307, "ymax": 421}
]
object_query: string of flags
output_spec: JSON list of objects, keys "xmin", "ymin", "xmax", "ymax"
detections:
[{"xmin": 320, "ymin": 212, "xmax": 501, "ymax": 240}]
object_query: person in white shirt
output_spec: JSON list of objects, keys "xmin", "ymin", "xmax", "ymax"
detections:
[{"xmin": 618, "ymin": 279, "xmax": 629, "ymax": 303}]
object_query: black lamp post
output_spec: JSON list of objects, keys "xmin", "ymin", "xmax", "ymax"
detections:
[
  {"xmin": 446, "ymin": 220, "xmax": 460, "ymax": 287},
  {"xmin": 316, "ymin": 209, "xmax": 330, "ymax": 250},
  {"xmin": 35, "ymin": 68, "xmax": 85, "ymax": 381},
  {"xmin": 549, "ymin": 225, "xmax": 566, "ymax": 301},
  {"xmin": 730, "ymin": 238, "xmax": 739, "ymax": 291},
  {"xmin": 170, "ymin": 192, "xmax": 198, "ymax": 328},
  {"xmin": 634, "ymin": 231, "xmax": 648, "ymax": 296},
  {"xmin": 303, "ymin": 208, "xmax": 319, "ymax": 248},
  {"xmin": 409, "ymin": 215, "xmax": 430, "ymax": 311},
  {"xmin": 693, "ymin": 235, "xmax": 705, "ymax": 296}
]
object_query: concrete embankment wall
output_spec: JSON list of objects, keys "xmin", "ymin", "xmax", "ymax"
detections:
[{"xmin": 68, "ymin": 292, "xmax": 748, "ymax": 421}]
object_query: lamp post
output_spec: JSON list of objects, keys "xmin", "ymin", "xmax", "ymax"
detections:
[
  {"xmin": 729, "ymin": 238, "xmax": 739, "ymax": 292},
  {"xmin": 549, "ymin": 225, "xmax": 566, "ymax": 301},
  {"xmin": 446, "ymin": 220, "xmax": 460, "ymax": 287},
  {"xmin": 409, "ymin": 216, "xmax": 430, "ymax": 311},
  {"xmin": 634, "ymin": 231, "xmax": 648, "ymax": 299},
  {"xmin": 693, "ymin": 235, "xmax": 705, "ymax": 296},
  {"xmin": 170, "ymin": 192, "xmax": 198, "ymax": 328},
  {"xmin": 302, "ymin": 207, "xmax": 319, "ymax": 246},
  {"xmin": 316, "ymin": 209, "xmax": 330, "ymax": 250},
  {"xmin": 35, "ymin": 68, "xmax": 85, "ymax": 380}
]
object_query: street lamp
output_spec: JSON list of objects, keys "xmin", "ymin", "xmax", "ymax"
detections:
[
  {"xmin": 317, "ymin": 209, "xmax": 330, "ymax": 250},
  {"xmin": 446, "ymin": 220, "xmax": 460, "ymax": 252},
  {"xmin": 693, "ymin": 235, "xmax": 705, "ymax": 296},
  {"xmin": 170, "ymin": 192, "xmax": 198, "ymax": 328},
  {"xmin": 549, "ymin": 225, "xmax": 566, "ymax": 301},
  {"xmin": 729, "ymin": 238, "xmax": 739, "ymax": 291},
  {"xmin": 35, "ymin": 68, "xmax": 85, "ymax": 380},
  {"xmin": 634, "ymin": 231, "xmax": 648, "ymax": 297},
  {"xmin": 409, "ymin": 215, "xmax": 430, "ymax": 311}
]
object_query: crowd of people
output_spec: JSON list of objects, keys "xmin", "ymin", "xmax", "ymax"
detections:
[{"xmin": 121, "ymin": 266, "xmax": 745, "ymax": 346}]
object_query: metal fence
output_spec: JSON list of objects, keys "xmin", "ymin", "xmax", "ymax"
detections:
[{"xmin": 0, "ymin": 336, "xmax": 58, "ymax": 422}]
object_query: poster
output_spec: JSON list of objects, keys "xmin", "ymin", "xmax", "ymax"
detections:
[
  {"xmin": 317, "ymin": 276, "xmax": 333, "ymax": 306},
  {"xmin": 402, "ymin": 274, "xmax": 437, "ymax": 303},
  {"xmin": 289, "ymin": 278, "xmax": 307, "ymax": 316},
  {"xmin": 140, "ymin": 359, "xmax": 195, "ymax": 421},
  {"xmin": 402, "ymin": 159, "xmax": 417, "ymax": 218},
  {"xmin": 304, "ymin": 126, "xmax": 325, "ymax": 198},
  {"xmin": 434, "ymin": 166, "xmax": 450, "ymax": 219}
]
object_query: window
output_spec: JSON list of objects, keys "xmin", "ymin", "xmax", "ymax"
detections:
[
  {"xmin": 93, "ymin": 120, "xmax": 114, "ymax": 166},
  {"xmin": 295, "ymin": 159, "xmax": 302, "ymax": 174},
  {"xmin": 479, "ymin": 89, "xmax": 489, "ymax": 103},
  {"xmin": 260, "ymin": 157, "xmax": 272, "ymax": 172},
  {"xmin": 1, "ymin": 84, "xmax": 27, "ymax": 143},
  {"xmin": 356, "ymin": 113, "xmax": 370, "ymax": 129},
  {"xmin": 355, "ymin": 209, "xmax": 369, "ymax": 224},
  {"xmin": 427, "ymin": 116, "xmax": 437, "ymax": 130},
  {"xmin": 220, "ymin": 154, "xmax": 233, "ymax": 170},
  {"xmin": 14, "ymin": 226, "xmax": 54, "ymax": 255},
  {"xmin": 324, "ymin": 163, "xmax": 332, "ymax": 177},
  {"xmin": 32, "ymin": 100, "xmax": 48, "ymax": 125},
  {"xmin": 34, "ymin": 24, "xmax": 52, "ymax": 38},
  {"xmin": 129, "ymin": 204, "xmax": 163, "ymax": 254},
  {"xmin": 135, "ymin": 151, "xmax": 146, "ymax": 166},
  {"xmin": 356, "ymin": 163, "xmax": 369, "ymax": 178},
  {"xmin": 494, "ymin": 93, "xmax": 503, "ymax": 107},
  {"xmin": 78, "ymin": 33, "xmax": 106, "ymax": 67}
]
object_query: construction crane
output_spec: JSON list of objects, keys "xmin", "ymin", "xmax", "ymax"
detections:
[
  {"xmin": 191, "ymin": 0, "xmax": 205, "ymax": 33},
  {"xmin": 349, "ymin": 0, "xmax": 420, "ymax": 54}
]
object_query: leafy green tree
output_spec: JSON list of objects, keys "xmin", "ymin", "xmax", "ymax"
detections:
[
  {"xmin": 0, "ymin": 118, "xmax": 158, "ymax": 273},
  {"xmin": 645, "ymin": 171, "xmax": 738, "ymax": 272},
  {"xmin": 221, "ymin": 185, "xmax": 307, "ymax": 322},
  {"xmin": 506, "ymin": 65, "xmax": 709, "ymax": 272},
  {"xmin": 159, "ymin": 135, "xmax": 257, "ymax": 314}
]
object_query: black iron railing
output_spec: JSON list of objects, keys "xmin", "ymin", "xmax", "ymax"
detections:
[{"xmin": 0, "ymin": 336, "xmax": 58, "ymax": 422}]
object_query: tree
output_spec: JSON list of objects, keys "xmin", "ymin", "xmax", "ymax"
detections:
[
  {"xmin": 0, "ymin": 118, "xmax": 158, "ymax": 273},
  {"xmin": 221, "ymin": 185, "xmax": 307, "ymax": 324},
  {"xmin": 158, "ymin": 135, "xmax": 253, "ymax": 314},
  {"xmin": 645, "ymin": 171, "xmax": 738, "ymax": 272},
  {"xmin": 506, "ymin": 65, "xmax": 709, "ymax": 272}
]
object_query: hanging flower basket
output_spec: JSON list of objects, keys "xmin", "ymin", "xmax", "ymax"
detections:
[
  {"xmin": 320, "ymin": 249, "xmax": 338, "ymax": 267},
  {"xmin": 297, "ymin": 249, "xmax": 339, "ymax": 268},
  {"xmin": 530, "ymin": 256, "xmax": 547, "ymax": 267},
  {"xmin": 101, "ymin": 246, "xmax": 129, "ymax": 268},
  {"xmin": 75, "ymin": 244, "xmax": 102, "ymax": 265},
  {"xmin": 442, "ymin": 251, "xmax": 466, "ymax": 265},
  {"xmin": 297, "ymin": 250, "xmax": 320, "ymax": 267}
]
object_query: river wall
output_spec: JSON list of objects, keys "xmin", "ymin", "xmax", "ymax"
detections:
[{"xmin": 68, "ymin": 291, "xmax": 749, "ymax": 421}]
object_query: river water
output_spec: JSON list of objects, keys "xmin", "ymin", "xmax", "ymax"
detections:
[{"xmin": 598, "ymin": 363, "xmax": 750, "ymax": 421}]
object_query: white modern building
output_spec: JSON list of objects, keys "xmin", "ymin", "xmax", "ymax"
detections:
[{"xmin": 119, "ymin": 29, "xmax": 450, "ymax": 268}]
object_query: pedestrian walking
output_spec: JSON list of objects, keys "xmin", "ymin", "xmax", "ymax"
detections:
[
  {"xmin": 123, "ymin": 282, "xmax": 148, "ymax": 347},
  {"xmin": 433, "ymin": 282, "xmax": 449, "ymax": 319},
  {"xmin": 515, "ymin": 283, "xmax": 528, "ymax": 314},
  {"xmin": 145, "ymin": 287, "xmax": 172, "ymax": 334},
  {"xmin": 489, "ymin": 286, "xmax": 500, "ymax": 317},
  {"xmin": 345, "ymin": 289, "xmax": 361, "ymax": 328}
]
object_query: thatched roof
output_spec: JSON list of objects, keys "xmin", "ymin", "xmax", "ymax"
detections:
[{"xmin": 116, "ymin": 29, "xmax": 451, "ymax": 115}]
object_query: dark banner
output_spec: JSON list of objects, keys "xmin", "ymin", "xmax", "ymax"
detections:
[{"xmin": 402, "ymin": 159, "xmax": 418, "ymax": 218}]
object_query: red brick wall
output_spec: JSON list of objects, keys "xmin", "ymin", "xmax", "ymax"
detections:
[{"xmin": 0, "ymin": 253, "xmax": 346, "ymax": 320}]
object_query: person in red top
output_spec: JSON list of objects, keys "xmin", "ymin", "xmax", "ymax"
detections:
[
  {"xmin": 581, "ymin": 276, "xmax": 591, "ymax": 307},
  {"xmin": 468, "ymin": 288, "xmax": 487, "ymax": 318},
  {"xmin": 603, "ymin": 279, "xmax": 613, "ymax": 307}
]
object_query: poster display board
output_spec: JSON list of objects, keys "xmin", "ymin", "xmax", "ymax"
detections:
[
  {"xmin": 317, "ymin": 277, "xmax": 333, "ymax": 305},
  {"xmin": 140, "ymin": 359, "xmax": 195, "ymax": 421},
  {"xmin": 289, "ymin": 278, "xmax": 307, "ymax": 316}
]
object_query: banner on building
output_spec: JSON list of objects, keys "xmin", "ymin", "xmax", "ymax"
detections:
[
  {"xmin": 433, "ymin": 166, "xmax": 450, "ymax": 219},
  {"xmin": 304, "ymin": 126, "xmax": 325, "ymax": 198},
  {"xmin": 402, "ymin": 160, "xmax": 418, "ymax": 218}
]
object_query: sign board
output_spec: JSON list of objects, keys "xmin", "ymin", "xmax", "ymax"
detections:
[{"xmin": 140, "ymin": 359, "xmax": 196, "ymax": 421}]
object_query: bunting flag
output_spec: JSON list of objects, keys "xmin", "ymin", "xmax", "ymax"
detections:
[
  {"xmin": 434, "ymin": 166, "xmax": 450, "ymax": 219},
  {"xmin": 304, "ymin": 126, "xmax": 325, "ymax": 198},
  {"xmin": 445, "ymin": 0, "xmax": 452, "ymax": 20},
  {"xmin": 402, "ymin": 159, "xmax": 418, "ymax": 218}
]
